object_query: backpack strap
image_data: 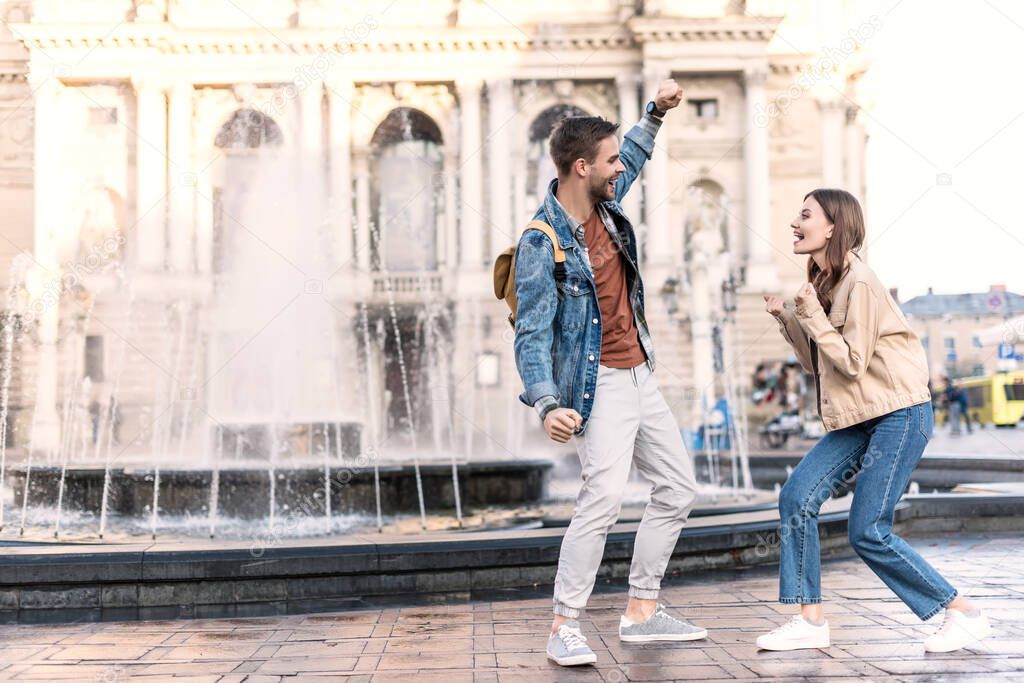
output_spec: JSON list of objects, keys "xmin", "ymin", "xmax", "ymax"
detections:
[
  {"xmin": 524, "ymin": 220, "xmax": 567, "ymax": 282},
  {"xmin": 524, "ymin": 220, "xmax": 566, "ymax": 264}
]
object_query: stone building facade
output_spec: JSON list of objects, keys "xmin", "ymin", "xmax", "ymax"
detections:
[{"xmin": 0, "ymin": 0, "xmax": 870, "ymax": 461}]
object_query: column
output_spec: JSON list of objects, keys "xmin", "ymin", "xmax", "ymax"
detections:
[
  {"xmin": 167, "ymin": 81, "xmax": 195, "ymax": 273},
  {"xmin": 132, "ymin": 76, "xmax": 169, "ymax": 270},
  {"xmin": 193, "ymin": 91, "xmax": 215, "ymax": 274},
  {"xmin": 616, "ymin": 72, "xmax": 642, "ymax": 223},
  {"xmin": 818, "ymin": 96, "xmax": 845, "ymax": 187},
  {"xmin": 444, "ymin": 151, "xmax": 459, "ymax": 269},
  {"xmin": 353, "ymin": 146, "xmax": 371, "ymax": 271},
  {"xmin": 327, "ymin": 80, "xmax": 354, "ymax": 269},
  {"xmin": 689, "ymin": 252, "xmax": 715, "ymax": 429},
  {"xmin": 299, "ymin": 78, "xmax": 323, "ymax": 155},
  {"xmin": 299, "ymin": 78, "xmax": 324, "ymax": 218},
  {"xmin": 742, "ymin": 66, "xmax": 778, "ymax": 291},
  {"xmin": 643, "ymin": 68, "xmax": 670, "ymax": 267},
  {"xmin": 486, "ymin": 78, "xmax": 513, "ymax": 259},
  {"xmin": 844, "ymin": 105, "xmax": 865, "ymax": 201},
  {"xmin": 282, "ymin": 83, "xmax": 301, "ymax": 155},
  {"xmin": 195, "ymin": 165, "xmax": 213, "ymax": 274},
  {"xmin": 512, "ymin": 150, "xmax": 527, "ymax": 235},
  {"xmin": 456, "ymin": 78, "xmax": 483, "ymax": 269},
  {"xmin": 28, "ymin": 74, "xmax": 63, "ymax": 454}
]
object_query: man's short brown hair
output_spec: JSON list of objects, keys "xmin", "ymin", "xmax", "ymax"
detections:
[{"xmin": 548, "ymin": 116, "xmax": 620, "ymax": 177}]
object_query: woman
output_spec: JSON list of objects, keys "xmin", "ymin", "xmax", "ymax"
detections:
[{"xmin": 759, "ymin": 188, "xmax": 991, "ymax": 653}]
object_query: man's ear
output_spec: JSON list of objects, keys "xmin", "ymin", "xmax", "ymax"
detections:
[{"xmin": 573, "ymin": 158, "xmax": 588, "ymax": 178}]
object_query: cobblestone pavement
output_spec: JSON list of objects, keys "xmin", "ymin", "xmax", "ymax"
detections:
[{"xmin": 0, "ymin": 531, "xmax": 1020, "ymax": 681}]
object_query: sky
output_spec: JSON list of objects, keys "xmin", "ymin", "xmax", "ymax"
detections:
[{"xmin": 850, "ymin": 0, "xmax": 1024, "ymax": 300}]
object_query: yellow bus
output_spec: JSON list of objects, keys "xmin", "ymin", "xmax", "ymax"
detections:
[{"xmin": 937, "ymin": 371, "xmax": 1024, "ymax": 428}]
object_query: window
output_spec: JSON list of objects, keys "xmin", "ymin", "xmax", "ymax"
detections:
[
  {"xmin": 972, "ymin": 335, "xmax": 984, "ymax": 349},
  {"xmin": 1006, "ymin": 383, "xmax": 1024, "ymax": 402},
  {"xmin": 84, "ymin": 335, "xmax": 104, "ymax": 382},
  {"xmin": 370, "ymin": 108, "xmax": 444, "ymax": 272},
  {"xmin": 475, "ymin": 351, "xmax": 500, "ymax": 388},
  {"xmin": 966, "ymin": 385, "xmax": 988, "ymax": 408},
  {"xmin": 688, "ymin": 98, "xmax": 719, "ymax": 120},
  {"xmin": 527, "ymin": 104, "xmax": 589, "ymax": 206},
  {"xmin": 88, "ymin": 107, "xmax": 118, "ymax": 125},
  {"xmin": 943, "ymin": 336, "xmax": 956, "ymax": 351}
]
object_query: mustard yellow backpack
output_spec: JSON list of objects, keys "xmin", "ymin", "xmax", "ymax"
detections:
[{"xmin": 492, "ymin": 220, "xmax": 566, "ymax": 329}]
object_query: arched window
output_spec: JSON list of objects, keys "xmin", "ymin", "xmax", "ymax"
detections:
[
  {"xmin": 214, "ymin": 108, "xmax": 283, "ymax": 149},
  {"xmin": 526, "ymin": 104, "xmax": 588, "ymax": 207},
  {"xmin": 370, "ymin": 108, "xmax": 443, "ymax": 272},
  {"xmin": 211, "ymin": 109, "xmax": 284, "ymax": 274}
]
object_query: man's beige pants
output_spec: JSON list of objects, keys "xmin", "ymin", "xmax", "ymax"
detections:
[{"xmin": 553, "ymin": 361, "xmax": 699, "ymax": 618}]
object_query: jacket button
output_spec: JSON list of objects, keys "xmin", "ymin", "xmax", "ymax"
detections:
[
  {"xmin": 573, "ymin": 284, "xmax": 579, "ymax": 292},
  {"xmin": 583, "ymin": 392, "xmax": 590, "ymax": 399},
  {"xmin": 592, "ymin": 318, "xmax": 598, "ymax": 324},
  {"xmin": 588, "ymin": 354, "xmax": 595, "ymax": 361}
]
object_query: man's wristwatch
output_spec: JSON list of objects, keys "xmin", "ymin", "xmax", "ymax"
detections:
[{"xmin": 646, "ymin": 100, "xmax": 667, "ymax": 118}]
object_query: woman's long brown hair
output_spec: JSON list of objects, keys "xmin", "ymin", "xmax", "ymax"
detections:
[{"xmin": 804, "ymin": 188, "xmax": 866, "ymax": 313}]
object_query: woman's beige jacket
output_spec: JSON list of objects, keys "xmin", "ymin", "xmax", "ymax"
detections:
[{"xmin": 775, "ymin": 250, "xmax": 932, "ymax": 431}]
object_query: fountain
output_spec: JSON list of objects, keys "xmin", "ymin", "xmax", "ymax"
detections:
[
  {"xmin": 0, "ymin": 102, "xmax": 553, "ymax": 542},
  {"xmin": 0, "ymin": 101, "xmax": 763, "ymax": 546}
]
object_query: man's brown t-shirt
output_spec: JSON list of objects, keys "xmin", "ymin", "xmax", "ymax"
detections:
[{"xmin": 581, "ymin": 209, "xmax": 646, "ymax": 368}]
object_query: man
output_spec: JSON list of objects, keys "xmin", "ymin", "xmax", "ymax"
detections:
[
  {"xmin": 943, "ymin": 377, "xmax": 972, "ymax": 435},
  {"xmin": 512, "ymin": 79, "xmax": 706, "ymax": 667}
]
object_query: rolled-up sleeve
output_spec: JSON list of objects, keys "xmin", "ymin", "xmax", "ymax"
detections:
[
  {"xmin": 614, "ymin": 113, "xmax": 663, "ymax": 203},
  {"xmin": 775, "ymin": 304, "xmax": 814, "ymax": 374}
]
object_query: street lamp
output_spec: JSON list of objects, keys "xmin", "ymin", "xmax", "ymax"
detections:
[
  {"xmin": 721, "ymin": 273, "xmax": 738, "ymax": 321},
  {"xmin": 660, "ymin": 276, "xmax": 680, "ymax": 318}
]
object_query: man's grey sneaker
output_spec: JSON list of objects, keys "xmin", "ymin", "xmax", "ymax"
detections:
[
  {"xmin": 619, "ymin": 603, "xmax": 708, "ymax": 643},
  {"xmin": 547, "ymin": 620, "xmax": 597, "ymax": 666}
]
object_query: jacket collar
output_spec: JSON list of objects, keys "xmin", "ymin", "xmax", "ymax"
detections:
[
  {"xmin": 540, "ymin": 178, "xmax": 582, "ymax": 250},
  {"xmin": 540, "ymin": 178, "xmax": 620, "ymax": 250},
  {"xmin": 827, "ymin": 250, "xmax": 864, "ymax": 325}
]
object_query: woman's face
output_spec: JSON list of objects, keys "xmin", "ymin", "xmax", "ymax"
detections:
[{"xmin": 791, "ymin": 195, "xmax": 833, "ymax": 254}]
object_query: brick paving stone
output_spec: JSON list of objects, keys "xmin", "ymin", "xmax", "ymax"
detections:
[
  {"xmin": 382, "ymin": 635, "xmax": 475, "ymax": 653},
  {"xmin": 139, "ymin": 661, "xmax": 244, "ymax": 675},
  {"xmin": 0, "ymin": 530, "xmax": 1020, "ymax": 680},
  {"xmin": 1, "ymin": 663, "xmax": 133, "ymax": 680},
  {"xmin": 269, "ymin": 640, "xmax": 364, "ymax": 657},
  {"xmin": 147, "ymin": 643, "xmax": 264, "ymax": 661},
  {"xmin": 182, "ymin": 630, "xmax": 274, "ymax": 644},
  {"xmin": 256, "ymin": 655, "xmax": 360, "ymax": 674},
  {"xmin": 42, "ymin": 643, "xmax": 154, "ymax": 661}
]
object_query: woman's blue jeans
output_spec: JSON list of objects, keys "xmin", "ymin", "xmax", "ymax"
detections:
[{"xmin": 777, "ymin": 401, "xmax": 958, "ymax": 621}]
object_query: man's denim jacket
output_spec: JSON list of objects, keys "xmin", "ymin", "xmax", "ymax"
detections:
[{"xmin": 513, "ymin": 114, "xmax": 662, "ymax": 435}]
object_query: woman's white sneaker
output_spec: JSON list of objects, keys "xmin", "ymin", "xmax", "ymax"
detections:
[
  {"xmin": 756, "ymin": 615, "xmax": 830, "ymax": 651},
  {"xmin": 923, "ymin": 609, "xmax": 992, "ymax": 653}
]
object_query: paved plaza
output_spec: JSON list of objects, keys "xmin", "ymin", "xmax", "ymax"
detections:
[{"xmin": 0, "ymin": 531, "xmax": 1020, "ymax": 681}]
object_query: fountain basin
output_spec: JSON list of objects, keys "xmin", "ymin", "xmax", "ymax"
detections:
[
  {"xmin": 5, "ymin": 459, "xmax": 552, "ymax": 520},
  {"xmin": 0, "ymin": 491, "xmax": 1021, "ymax": 624},
  {"xmin": 709, "ymin": 451, "xmax": 1024, "ymax": 494},
  {"xmin": 212, "ymin": 421, "xmax": 363, "ymax": 461}
]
